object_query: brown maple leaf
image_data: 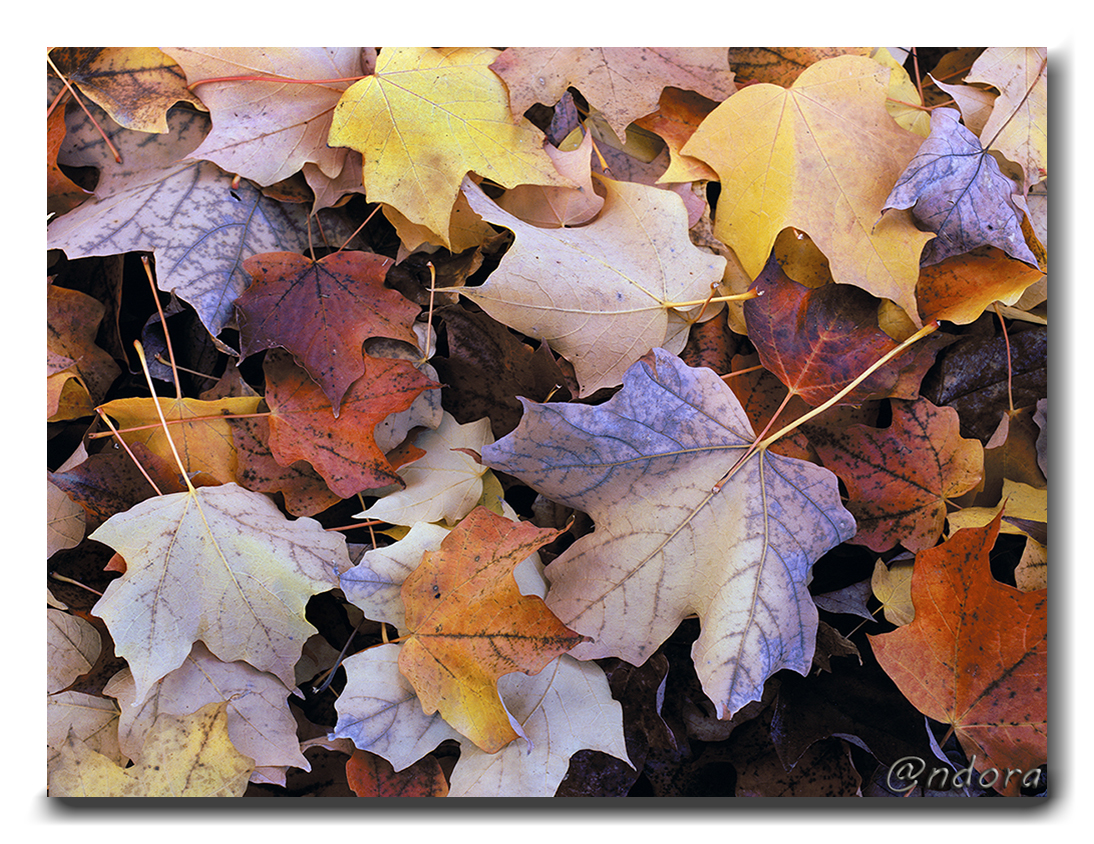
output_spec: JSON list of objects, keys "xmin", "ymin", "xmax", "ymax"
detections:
[
  {"xmin": 398, "ymin": 507, "xmax": 588, "ymax": 753},
  {"xmin": 237, "ymin": 250, "xmax": 419, "ymax": 413},
  {"xmin": 870, "ymin": 513, "xmax": 1047, "ymax": 795},
  {"xmin": 809, "ymin": 397, "xmax": 984, "ymax": 552},
  {"xmin": 263, "ymin": 349, "xmax": 439, "ymax": 499}
]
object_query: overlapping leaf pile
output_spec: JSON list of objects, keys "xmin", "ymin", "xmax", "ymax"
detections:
[{"xmin": 47, "ymin": 47, "xmax": 1047, "ymax": 798}]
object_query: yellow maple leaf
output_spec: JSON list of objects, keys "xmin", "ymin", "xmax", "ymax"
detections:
[
  {"xmin": 682, "ymin": 55, "xmax": 933, "ymax": 322},
  {"xmin": 327, "ymin": 47, "xmax": 574, "ymax": 248},
  {"xmin": 98, "ymin": 395, "xmax": 262, "ymax": 485},
  {"xmin": 49, "ymin": 701, "xmax": 254, "ymax": 797}
]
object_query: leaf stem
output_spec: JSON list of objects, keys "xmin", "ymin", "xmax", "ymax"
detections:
[
  {"xmin": 664, "ymin": 290, "xmax": 759, "ymax": 310},
  {"xmin": 46, "ymin": 52, "xmax": 123, "ymax": 164},
  {"xmin": 187, "ymin": 73, "xmax": 368, "ymax": 91},
  {"xmin": 94, "ymin": 407, "xmax": 164, "ymax": 496},
  {"xmin": 141, "ymin": 256, "xmax": 182, "ymax": 401},
  {"xmin": 86, "ymin": 411, "xmax": 273, "ymax": 439},
  {"xmin": 132, "ymin": 341, "xmax": 196, "ymax": 494},
  {"xmin": 993, "ymin": 303, "xmax": 1015, "ymax": 413}
]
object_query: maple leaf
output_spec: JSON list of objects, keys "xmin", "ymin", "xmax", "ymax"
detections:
[
  {"xmin": 104, "ymin": 642, "xmax": 310, "ymax": 784},
  {"xmin": 633, "ymin": 88, "xmax": 721, "ymax": 184},
  {"xmin": 97, "ymin": 394, "xmax": 263, "ymax": 486},
  {"xmin": 49, "ymin": 441, "xmax": 187, "ymax": 528},
  {"xmin": 433, "ymin": 305, "xmax": 570, "ymax": 438},
  {"xmin": 743, "ymin": 254, "xmax": 945, "ymax": 407},
  {"xmin": 47, "ymin": 609, "xmax": 99, "ymax": 693},
  {"xmin": 164, "ymin": 48, "xmax": 372, "ymax": 188},
  {"xmin": 47, "ymin": 285, "xmax": 121, "ymax": 416},
  {"xmin": 49, "ymin": 701, "xmax": 254, "ymax": 797},
  {"xmin": 346, "ymin": 750, "xmax": 448, "ymax": 797},
  {"xmin": 49, "ymin": 47, "xmax": 205, "ymax": 133},
  {"xmin": 230, "ymin": 415, "xmax": 343, "ymax": 517},
  {"xmin": 332, "ymin": 644, "xmax": 629, "ymax": 797},
  {"xmin": 809, "ymin": 398, "xmax": 984, "ymax": 552},
  {"xmin": 869, "ymin": 513, "xmax": 1047, "ymax": 795},
  {"xmin": 725, "ymin": 47, "xmax": 873, "ymax": 87},
  {"xmin": 882, "ymin": 108, "xmax": 1037, "ymax": 267},
  {"xmin": 490, "ymin": 47, "xmax": 736, "ymax": 142},
  {"xmin": 47, "ymin": 479, "xmax": 85, "ymax": 558},
  {"xmin": 397, "ymin": 507, "xmax": 587, "ymax": 752},
  {"xmin": 494, "ymin": 129, "xmax": 605, "ymax": 228},
  {"xmin": 681, "ymin": 55, "xmax": 933, "ymax": 320},
  {"xmin": 915, "ymin": 247, "xmax": 1045, "ymax": 325},
  {"xmin": 262, "ymin": 349, "xmax": 439, "ymax": 498},
  {"xmin": 966, "ymin": 47, "xmax": 1047, "ymax": 191},
  {"xmin": 482, "ymin": 348, "xmax": 856, "ymax": 718},
  {"xmin": 341, "ymin": 521, "xmax": 450, "ymax": 631},
  {"xmin": 356, "ymin": 412, "xmax": 493, "ymax": 526},
  {"xmin": 459, "ymin": 176, "xmax": 726, "ymax": 397},
  {"xmin": 89, "ymin": 483, "xmax": 350, "ymax": 703},
  {"xmin": 47, "ymin": 103, "xmax": 91, "ymax": 216},
  {"xmin": 327, "ymin": 46, "xmax": 574, "ymax": 247},
  {"xmin": 47, "ymin": 692, "xmax": 123, "ymax": 776},
  {"xmin": 236, "ymin": 250, "xmax": 419, "ymax": 412},
  {"xmin": 331, "ymin": 644, "xmax": 464, "ymax": 771},
  {"xmin": 47, "ymin": 106, "xmax": 354, "ymax": 342}
]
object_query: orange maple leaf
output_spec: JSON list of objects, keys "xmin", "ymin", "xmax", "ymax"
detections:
[
  {"xmin": 397, "ymin": 507, "xmax": 588, "ymax": 753},
  {"xmin": 869, "ymin": 512, "xmax": 1047, "ymax": 795}
]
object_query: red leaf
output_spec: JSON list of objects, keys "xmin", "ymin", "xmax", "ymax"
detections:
[
  {"xmin": 870, "ymin": 513, "xmax": 1047, "ymax": 794},
  {"xmin": 345, "ymin": 749, "xmax": 448, "ymax": 797},
  {"xmin": 237, "ymin": 251, "xmax": 419, "ymax": 412},
  {"xmin": 263, "ymin": 349, "xmax": 438, "ymax": 499}
]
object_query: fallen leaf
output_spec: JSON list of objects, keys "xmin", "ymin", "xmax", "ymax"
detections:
[
  {"xmin": 447, "ymin": 656, "xmax": 631, "ymax": 797},
  {"xmin": 49, "ymin": 47, "xmax": 204, "ymax": 133},
  {"xmin": 495, "ymin": 129, "xmax": 605, "ymax": 227},
  {"xmin": 725, "ymin": 47, "xmax": 873, "ymax": 87},
  {"xmin": 262, "ymin": 349, "xmax": 439, "ymax": 498},
  {"xmin": 328, "ymin": 47, "xmax": 573, "ymax": 247},
  {"xmin": 915, "ymin": 247, "xmax": 1045, "ymax": 324},
  {"xmin": 356, "ymin": 412, "xmax": 493, "ymax": 526},
  {"xmin": 47, "ymin": 479, "xmax": 85, "ymax": 558},
  {"xmin": 164, "ymin": 48, "xmax": 371, "ymax": 186},
  {"xmin": 229, "ymin": 415, "xmax": 343, "ymax": 517},
  {"xmin": 682, "ymin": 55, "xmax": 933, "ymax": 320},
  {"xmin": 331, "ymin": 643, "xmax": 465, "ymax": 772},
  {"xmin": 236, "ymin": 250, "xmax": 418, "ymax": 412},
  {"xmin": 869, "ymin": 513, "xmax": 1047, "ymax": 794},
  {"xmin": 634, "ymin": 87, "xmax": 721, "ymax": 184},
  {"xmin": 48, "ymin": 441, "xmax": 187, "ymax": 529},
  {"xmin": 47, "ymin": 102, "xmax": 91, "ymax": 216},
  {"xmin": 872, "ymin": 554, "xmax": 916, "ymax": 626},
  {"xmin": 460, "ymin": 176, "xmax": 726, "ymax": 397},
  {"xmin": 432, "ymin": 305, "xmax": 571, "ymax": 439},
  {"xmin": 47, "ymin": 609, "xmax": 100, "ymax": 693},
  {"xmin": 346, "ymin": 749, "xmax": 448, "ymax": 797},
  {"xmin": 398, "ymin": 507, "xmax": 586, "ymax": 752},
  {"xmin": 883, "ymin": 108, "xmax": 1037, "ymax": 267},
  {"xmin": 97, "ymin": 393, "xmax": 263, "ymax": 486},
  {"xmin": 482, "ymin": 348, "xmax": 856, "ymax": 718},
  {"xmin": 48, "ymin": 106, "xmax": 353, "ymax": 342},
  {"xmin": 743, "ymin": 254, "xmax": 944, "ymax": 407},
  {"xmin": 809, "ymin": 398, "xmax": 984, "ymax": 552},
  {"xmin": 47, "ymin": 285, "xmax": 121, "ymax": 412},
  {"xmin": 491, "ymin": 47, "xmax": 736, "ymax": 141},
  {"xmin": 103, "ymin": 642, "xmax": 310, "ymax": 783},
  {"xmin": 341, "ymin": 521, "xmax": 451, "ymax": 630},
  {"xmin": 47, "ymin": 692, "xmax": 123, "ymax": 776},
  {"xmin": 49, "ymin": 701, "xmax": 254, "ymax": 797},
  {"xmin": 89, "ymin": 483, "xmax": 350, "ymax": 703},
  {"xmin": 966, "ymin": 47, "xmax": 1047, "ymax": 190}
]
